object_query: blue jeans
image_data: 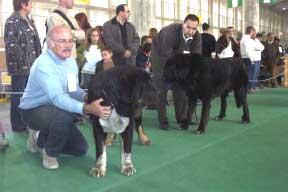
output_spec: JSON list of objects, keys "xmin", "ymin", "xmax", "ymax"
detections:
[
  {"xmin": 11, "ymin": 75, "xmax": 29, "ymax": 132},
  {"xmin": 243, "ymin": 59, "xmax": 257, "ymax": 90},
  {"xmin": 255, "ymin": 61, "xmax": 261, "ymax": 79},
  {"xmin": 20, "ymin": 105, "xmax": 88, "ymax": 157}
]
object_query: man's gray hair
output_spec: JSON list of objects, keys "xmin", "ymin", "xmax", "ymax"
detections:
[{"xmin": 46, "ymin": 25, "xmax": 72, "ymax": 48}]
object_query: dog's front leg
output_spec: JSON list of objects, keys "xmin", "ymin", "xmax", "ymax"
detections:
[
  {"xmin": 90, "ymin": 123, "xmax": 107, "ymax": 178},
  {"xmin": 121, "ymin": 121, "xmax": 136, "ymax": 176},
  {"xmin": 195, "ymin": 98, "xmax": 211, "ymax": 134}
]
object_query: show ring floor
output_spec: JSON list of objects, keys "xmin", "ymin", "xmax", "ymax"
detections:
[{"xmin": 1, "ymin": 88, "xmax": 288, "ymax": 192}]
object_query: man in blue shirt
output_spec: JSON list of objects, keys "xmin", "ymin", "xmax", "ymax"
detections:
[{"xmin": 19, "ymin": 26, "xmax": 111, "ymax": 170}]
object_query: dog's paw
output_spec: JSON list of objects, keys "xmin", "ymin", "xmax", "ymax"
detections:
[
  {"xmin": 140, "ymin": 139, "xmax": 152, "ymax": 146},
  {"xmin": 193, "ymin": 129, "xmax": 205, "ymax": 134},
  {"xmin": 242, "ymin": 116, "xmax": 250, "ymax": 124},
  {"xmin": 90, "ymin": 164, "xmax": 107, "ymax": 178},
  {"xmin": 139, "ymin": 134, "xmax": 152, "ymax": 146},
  {"xmin": 214, "ymin": 116, "xmax": 225, "ymax": 121},
  {"xmin": 121, "ymin": 163, "xmax": 136, "ymax": 176}
]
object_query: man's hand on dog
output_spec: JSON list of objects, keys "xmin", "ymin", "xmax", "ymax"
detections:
[{"xmin": 83, "ymin": 98, "xmax": 112, "ymax": 119}]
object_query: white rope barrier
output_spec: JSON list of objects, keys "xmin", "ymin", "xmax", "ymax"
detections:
[
  {"xmin": 0, "ymin": 89, "xmax": 88, "ymax": 95},
  {"xmin": 248, "ymin": 72, "xmax": 286, "ymax": 82}
]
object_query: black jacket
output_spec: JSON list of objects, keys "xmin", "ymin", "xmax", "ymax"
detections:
[
  {"xmin": 201, "ymin": 33, "xmax": 216, "ymax": 58},
  {"xmin": 151, "ymin": 23, "xmax": 202, "ymax": 74}
]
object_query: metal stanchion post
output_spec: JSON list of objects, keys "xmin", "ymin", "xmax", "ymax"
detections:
[{"xmin": 284, "ymin": 56, "xmax": 288, "ymax": 87}]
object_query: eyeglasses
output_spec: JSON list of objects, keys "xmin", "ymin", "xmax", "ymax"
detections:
[{"xmin": 52, "ymin": 39, "xmax": 75, "ymax": 44}]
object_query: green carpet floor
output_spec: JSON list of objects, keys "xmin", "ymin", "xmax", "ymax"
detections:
[{"xmin": 1, "ymin": 88, "xmax": 288, "ymax": 192}]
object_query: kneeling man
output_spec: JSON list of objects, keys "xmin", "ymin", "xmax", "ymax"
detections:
[{"xmin": 19, "ymin": 26, "xmax": 111, "ymax": 170}]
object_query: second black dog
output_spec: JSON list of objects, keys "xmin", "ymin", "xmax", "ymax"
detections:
[{"xmin": 165, "ymin": 54, "xmax": 250, "ymax": 134}]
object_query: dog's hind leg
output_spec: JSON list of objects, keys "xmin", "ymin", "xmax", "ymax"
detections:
[
  {"xmin": 121, "ymin": 120, "xmax": 136, "ymax": 176},
  {"xmin": 216, "ymin": 92, "xmax": 228, "ymax": 120},
  {"xmin": 90, "ymin": 123, "xmax": 107, "ymax": 178},
  {"xmin": 135, "ymin": 115, "xmax": 151, "ymax": 146},
  {"xmin": 241, "ymin": 89, "xmax": 250, "ymax": 123},
  {"xmin": 194, "ymin": 98, "xmax": 211, "ymax": 134},
  {"xmin": 181, "ymin": 97, "xmax": 197, "ymax": 130}
]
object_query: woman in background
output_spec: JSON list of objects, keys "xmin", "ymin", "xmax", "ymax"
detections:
[
  {"xmin": 80, "ymin": 27, "xmax": 104, "ymax": 88},
  {"xmin": 4, "ymin": 0, "xmax": 42, "ymax": 132}
]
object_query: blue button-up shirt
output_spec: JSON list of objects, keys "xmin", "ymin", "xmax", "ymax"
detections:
[{"xmin": 19, "ymin": 49, "xmax": 86, "ymax": 114}]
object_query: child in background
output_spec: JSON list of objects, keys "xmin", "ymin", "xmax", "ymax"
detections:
[
  {"xmin": 0, "ymin": 120, "xmax": 8, "ymax": 150},
  {"xmin": 81, "ymin": 27, "xmax": 104, "ymax": 88},
  {"xmin": 136, "ymin": 43, "xmax": 152, "ymax": 73},
  {"xmin": 95, "ymin": 47, "xmax": 115, "ymax": 73}
]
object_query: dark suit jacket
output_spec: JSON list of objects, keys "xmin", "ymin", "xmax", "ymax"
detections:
[
  {"xmin": 103, "ymin": 17, "xmax": 140, "ymax": 66},
  {"xmin": 151, "ymin": 23, "xmax": 202, "ymax": 74}
]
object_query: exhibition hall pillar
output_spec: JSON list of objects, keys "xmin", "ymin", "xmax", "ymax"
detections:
[{"xmin": 242, "ymin": 0, "xmax": 260, "ymax": 32}]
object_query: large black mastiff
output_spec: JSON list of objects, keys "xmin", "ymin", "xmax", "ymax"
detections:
[
  {"xmin": 165, "ymin": 54, "xmax": 250, "ymax": 134},
  {"xmin": 87, "ymin": 66, "xmax": 158, "ymax": 177}
]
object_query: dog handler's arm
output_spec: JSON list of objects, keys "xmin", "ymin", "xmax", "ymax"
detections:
[{"xmin": 83, "ymin": 98, "xmax": 112, "ymax": 119}]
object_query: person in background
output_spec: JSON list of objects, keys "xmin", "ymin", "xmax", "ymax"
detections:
[
  {"xmin": 241, "ymin": 26, "xmax": 264, "ymax": 94},
  {"xmin": 4, "ymin": 0, "xmax": 42, "ymax": 132},
  {"xmin": 136, "ymin": 43, "xmax": 152, "ymax": 73},
  {"xmin": 201, "ymin": 23, "xmax": 216, "ymax": 58},
  {"xmin": 256, "ymin": 33, "xmax": 265, "ymax": 44},
  {"xmin": 0, "ymin": 120, "xmax": 8, "ymax": 150},
  {"xmin": 95, "ymin": 47, "xmax": 115, "ymax": 73},
  {"xmin": 215, "ymin": 29, "xmax": 240, "ymax": 58},
  {"xmin": 19, "ymin": 26, "xmax": 111, "ymax": 170},
  {"xmin": 252, "ymin": 30, "xmax": 265, "ymax": 92},
  {"xmin": 74, "ymin": 12, "xmax": 92, "ymax": 50},
  {"xmin": 149, "ymin": 28, "xmax": 158, "ymax": 39},
  {"xmin": 103, "ymin": 4, "xmax": 140, "ymax": 66},
  {"xmin": 262, "ymin": 32, "xmax": 281, "ymax": 88},
  {"xmin": 219, "ymin": 28, "xmax": 226, "ymax": 37},
  {"xmin": 79, "ymin": 27, "xmax": 104, "ymax": 88},
  {"xmin": 140, "ymin": 35, "xmax": 153, "ymax": 46},
  {"xmin": 256, "ymin": 33, "xmax": 265, "ymax": 89},
  {"xmin": 47, "ymin": 0, "xmax": 85, "ymax": 59},
  {"xmin": 74, "ymin": 12, "xmax": 92, "ymax": 34},
  {"xmin": 227, "ymin": 26, "xmax": 239, "ymax": 46}
]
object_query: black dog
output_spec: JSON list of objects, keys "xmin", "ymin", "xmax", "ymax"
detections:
[
  {"xmin": 87, "ymin": 66, "xmax": 158, "ymax": 177},
  {"xmin": 165, "ymin": 54, "xmax": 250, "ymax": 134}
]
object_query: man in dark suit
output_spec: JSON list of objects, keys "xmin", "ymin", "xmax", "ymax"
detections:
[
  {"xmin": 262, "ymin": 32, "xmax": 280, "ymax": 87},
  {"xmin": 103, "ymin": 4, "xmax": 140, "ymax": 66},
  {"xmin": 151, "ymin": 14, "xmax": 202, "ymax": 130}
]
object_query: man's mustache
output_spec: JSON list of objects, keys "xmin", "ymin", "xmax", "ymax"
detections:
[{"xmin": 63, "ymin": 48, "xmax": 72, "ymax": 52}]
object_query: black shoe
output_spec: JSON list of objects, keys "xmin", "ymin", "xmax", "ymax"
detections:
[{"xmin": 159, "ymin": 122, "xmax": 169, "ymax": 130}]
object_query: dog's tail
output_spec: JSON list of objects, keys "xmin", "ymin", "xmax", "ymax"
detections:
[
  {"xmin": 234, "ymin": 60, "xmax": 248, "ymax": 108},
  {"xmin": 234, "ymin": 87, "xmax": 247, "ymax": 108}
]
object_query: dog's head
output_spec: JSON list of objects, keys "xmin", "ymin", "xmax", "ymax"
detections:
[
  {"xmin": 164, "ymin": 54, "xmax": 209, "ymax": 85},
  {"xmin": 88, "ymin": 66, "xmax": 159, "ymax": 118},
  {"xmin": 115, "ymin": 66, "xmax": 159, "ymax": 118}
]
